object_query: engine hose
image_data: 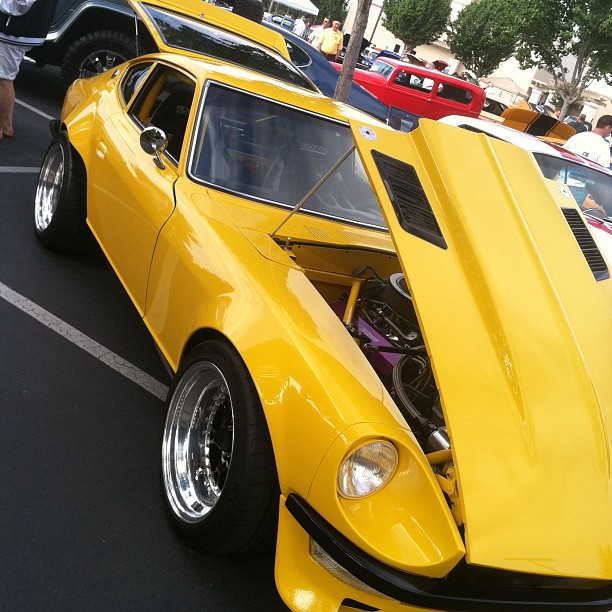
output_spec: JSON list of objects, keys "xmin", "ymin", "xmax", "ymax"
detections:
[{"xmin": 392, "ymin": 355, "xmax": 429, "ymax": 424}]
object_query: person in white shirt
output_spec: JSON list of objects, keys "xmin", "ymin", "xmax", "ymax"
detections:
[
  {"xmin": 292, "ymin": 14, "xmax": 311, "ymax": 39},
  {"xmin": 308, "ymin": 17, "xmax": 329, "ymax": 47},
  {"xmin": 563, "ymin": 115, "xmax": 612, "ymax": 168}
]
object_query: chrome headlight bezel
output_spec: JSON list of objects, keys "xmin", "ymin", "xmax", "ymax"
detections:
[{"xmin": 337, "ymin": 440, "xmax": 398, "ymax": 499}]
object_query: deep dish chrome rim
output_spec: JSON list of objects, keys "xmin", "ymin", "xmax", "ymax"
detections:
[
  {"xmin": 79, "ymin": 50, "xmax": 128, "ymax": 79},
  {"xmin": 34, "ymin": 142, "xmax": 64, "ymax": 232},
  {"xmin": 162, "ymin": 362, "xmax": 234, "ymax": 523}
]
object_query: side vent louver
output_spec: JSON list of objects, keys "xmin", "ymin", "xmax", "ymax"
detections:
[
  {"xmin": 372, "ymin": 151, "xmax": 447, "ymax": 249},
  {"xmin": 561, "ymin": 208, "xmax": 609, "ymax": 281}
]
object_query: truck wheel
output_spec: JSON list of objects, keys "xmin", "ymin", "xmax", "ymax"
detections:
[
  {"xmin": 61, "ymin": 30, "xmax": 137, "ymax": 87},
  {"xmin": 162, "ymin": 339, "xmax": 279, "ymax": 553},
  {"xmin": 232, "ymin": 0, "xmax": 264, "ymax": 23}
]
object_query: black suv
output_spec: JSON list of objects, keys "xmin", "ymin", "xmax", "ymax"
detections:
[{"xmin": 27, "ymin": 0, "xmax": 264, "ymax": 87}]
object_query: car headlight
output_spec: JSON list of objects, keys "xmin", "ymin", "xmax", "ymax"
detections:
[{"xmin": 337, "ymin": 440, "xmax": 397, "ymax": 498}]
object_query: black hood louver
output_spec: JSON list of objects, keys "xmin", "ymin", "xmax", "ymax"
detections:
[
  {"xmin": 561, "ymin": 208, "xmax": 610, "ymax": 281},
  {"xmin": 372, "ymin": 151, "xmax": 447, "ymax": 249}
]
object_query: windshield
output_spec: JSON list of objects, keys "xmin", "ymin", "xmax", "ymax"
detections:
[
  {"xmin": 370, "ymin": 60, "xmax": 394, "ymax": 80},
  {"xmin": 190, "ymin": 84, "xmax": 386, "ymax": 230},
  {"xmin": 534, "ymin": 154, "xmax": 612, "ymax": 219},
  {"xmin": 140, "ymin": 4, "xmax": 316, "ymax": 91}
]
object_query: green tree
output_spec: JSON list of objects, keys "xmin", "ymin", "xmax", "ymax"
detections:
[
  {"xmin": 311, "ymin": 0, "xmax": 348, "ymax": 24},
  {"xmin": 446, "ymin": 0, "xmax": 517, "ymax": 79},
  {"xmin": 510, "ymin": 0, "xmax": 612, "ymax": 117},
  {"xmin": 381, "ymin": 0, "xmax": 451, "ymax": 54}
]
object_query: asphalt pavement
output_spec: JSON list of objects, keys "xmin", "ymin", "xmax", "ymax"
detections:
[{"xmin": 0, "ymin": 63, "xmax": 288, "ymax": 611}]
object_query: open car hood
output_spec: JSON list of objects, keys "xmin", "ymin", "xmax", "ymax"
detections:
[
  {"xmin": 128, "ymin": 0, "xmax": 290, "ymax": 60},
  {"xmin": 351, "ymin": 118, "xmax": 612, "ymax": 579}
]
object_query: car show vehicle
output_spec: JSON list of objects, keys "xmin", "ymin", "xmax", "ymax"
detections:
[
  {"xmin": 335, "ymin": 58, "xmax": 485, "ymax": 120},
  {"xmin": 439, "ymin": 114, "xmax": 611, "ymax": 218},
  {"xmin": 263, "ymin": 12, "xmax": 295, "ymax": 30},
  {"xmin": 33, "ymin": 0, "xmax": 612, "ymax": 610}
]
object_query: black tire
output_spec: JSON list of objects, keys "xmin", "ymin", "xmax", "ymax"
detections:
[
  {"xmin": 161, "ymin": 339, "xmax": 279, "ymax": 553},
  {"xmin": 34, "ymin": 133, "xmax": 87, "ymax": 253},
  {"xmin": 232, "ymin": 0, "xmax": 264, "ymax": 23},
  {"xmin": 60, "ymin": 30, "xmax": 137, "ymax": 87}
]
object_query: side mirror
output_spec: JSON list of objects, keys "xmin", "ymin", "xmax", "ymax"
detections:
[{"xmin": 140, "ymin": 126, "xmax": 168, "ymax": 169}]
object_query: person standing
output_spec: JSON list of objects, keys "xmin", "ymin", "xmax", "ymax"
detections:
[
  {"xmin": 567, "ymin": 113, "xmax": 588, "ymax": 134},
  {"xmin": 563, "ymin": 115, "xmax": 612, "ymax": 168},
  {"xmin": 317, "ymin": 19, "xmax": 343, "ymax": 62},
  {"xmin": 292, "ymin": 14, "xmax": 311, "ymax": 39},
  {"xmin": 308, "ymin": 16, "xmax": 329, "ymax": 47},
  {"xmin": 0, "ymin": 0, "xmax": 58, "ymax": 139}
]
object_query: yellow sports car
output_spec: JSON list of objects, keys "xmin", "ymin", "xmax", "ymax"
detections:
[{"xmin": 33, "ymin": 0, "xmax": 612, "ymax": 609}]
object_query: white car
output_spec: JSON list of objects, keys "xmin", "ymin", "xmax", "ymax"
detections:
[{"xmin": 439, "ymin": 115, "xmax": 612, "ymax": 260}]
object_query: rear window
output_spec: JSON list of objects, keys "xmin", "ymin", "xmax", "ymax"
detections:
[{"xmin": 140, "ymin": 4, "xmax": 316, "ymax": 91}]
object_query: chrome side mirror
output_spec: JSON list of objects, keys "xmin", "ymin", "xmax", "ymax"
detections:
[{"xmin": 140, "ymin": 126, "xmax": 168, "ymax": 169}]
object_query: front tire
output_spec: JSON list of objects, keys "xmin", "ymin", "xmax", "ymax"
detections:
[
  {"xmin": 34, "ymin": 132, "xmax": 87, "ymax": 252},
  {"xmin": 60, "ymin": 30, "xmax": 137, "ymax": 87},
  {"xmin": 162, "ymin": 339, "xmax": 278, "ymax": 553}
]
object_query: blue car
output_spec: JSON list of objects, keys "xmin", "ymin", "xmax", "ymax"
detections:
[{"xmin": 261, "ymin": 21, "xmax": 390, "ymax": 123}]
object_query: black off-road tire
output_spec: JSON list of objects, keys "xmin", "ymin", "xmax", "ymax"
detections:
[
  {"xmin": 232, "ymin": 0, "xmax": 264, "ymax": 23},
  {"xmin": 60, "ymin": 30, "xmax": 137, "ymax": 87},
  {"xmin": 34, "ymin": 132, "xmax": 88, "ymax": 253},
  {"xmin": 161, "ymin": 339, "xmax": 279, "ymax": 553}
]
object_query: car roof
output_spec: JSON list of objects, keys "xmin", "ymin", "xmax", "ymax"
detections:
[{"xmin": 129, "ymin": 0, "xmax": 319, "ymax": 92}]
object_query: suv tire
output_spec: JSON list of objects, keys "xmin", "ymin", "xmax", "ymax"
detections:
[{"xmin": 60, "ymin": 30, "xmax": 137, "ymax": 87}]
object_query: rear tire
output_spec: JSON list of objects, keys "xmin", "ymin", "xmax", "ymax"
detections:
[
  {"xmin": 34, "ymin": 133, "xmax": 87, "ymax": 253},
  {"xmin": 60, "ymin": 30, "xmax": 137, "ymax": 87},
  {"xmin": 232, "ymin": 0, "xmax": 264, "ymax": 23},
  {"xmin": 161, "ymin": 339, "xmax": 279, "ymax": 553}
]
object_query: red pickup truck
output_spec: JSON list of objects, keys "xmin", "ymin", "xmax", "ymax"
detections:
[{"xmin": 334, "ymin": 58, "xmax": 485, "ymax": 120}]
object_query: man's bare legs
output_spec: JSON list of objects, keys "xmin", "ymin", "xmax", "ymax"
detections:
[{"xmin": 0, "ymin": 79, "xmax": 15, "ymax": 139}]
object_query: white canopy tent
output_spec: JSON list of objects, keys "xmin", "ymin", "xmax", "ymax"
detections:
[{"xmin": 268, "ymin": 0, "xmax": 319, "ymax": 16}]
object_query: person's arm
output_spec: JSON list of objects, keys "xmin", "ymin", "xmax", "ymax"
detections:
[{"xmin": 317, "ymin": 29, "xmax": 325, "ymax": 52}]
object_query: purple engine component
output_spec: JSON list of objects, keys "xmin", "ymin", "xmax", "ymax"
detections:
[{"xmin": 330, "ymin": 300, "xmax": 401, "ymax": 378}]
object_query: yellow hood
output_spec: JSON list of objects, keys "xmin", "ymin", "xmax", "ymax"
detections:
[{"xmin": 352, "ymin": 118, "xmax": 612, "ymax": 579}]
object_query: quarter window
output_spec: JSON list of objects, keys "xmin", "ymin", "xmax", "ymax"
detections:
[
  {"xmin": 121, "ymin": 62, "xmax": 153, "ymax": 106},
  {"xmin": 130, "ymin": 65, "xmax": 196, "ymax": 163}
]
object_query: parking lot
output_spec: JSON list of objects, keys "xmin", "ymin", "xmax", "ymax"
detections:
[{"xmin": 0, "ymin": 63, "xmax": 287, "ymax": 611}]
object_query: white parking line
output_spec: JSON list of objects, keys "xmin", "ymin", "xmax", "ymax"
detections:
[
  {"xmin": 0, "ymin": 281, "xmax": 169, "ymax": 401},
  {"xmin": 0, "ymin": 167, "xmax": 40, "ymax": 173},
  {"xmin": 15, "ymin": 98, "xmax": 55, "ymax": 121}
]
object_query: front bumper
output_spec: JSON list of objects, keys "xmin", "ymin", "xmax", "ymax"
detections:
[{"xmin": 282, "ymin": 493, "xmax": 612, "ymax": 612}]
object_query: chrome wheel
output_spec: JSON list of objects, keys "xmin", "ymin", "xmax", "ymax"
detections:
[
  {"xmin": 162, "ymin": 361, "xmax": 234, "ymax": 524},
  {"xmin": 34, "ymin": 142, "xmax": 64, "ymax": 232}
]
